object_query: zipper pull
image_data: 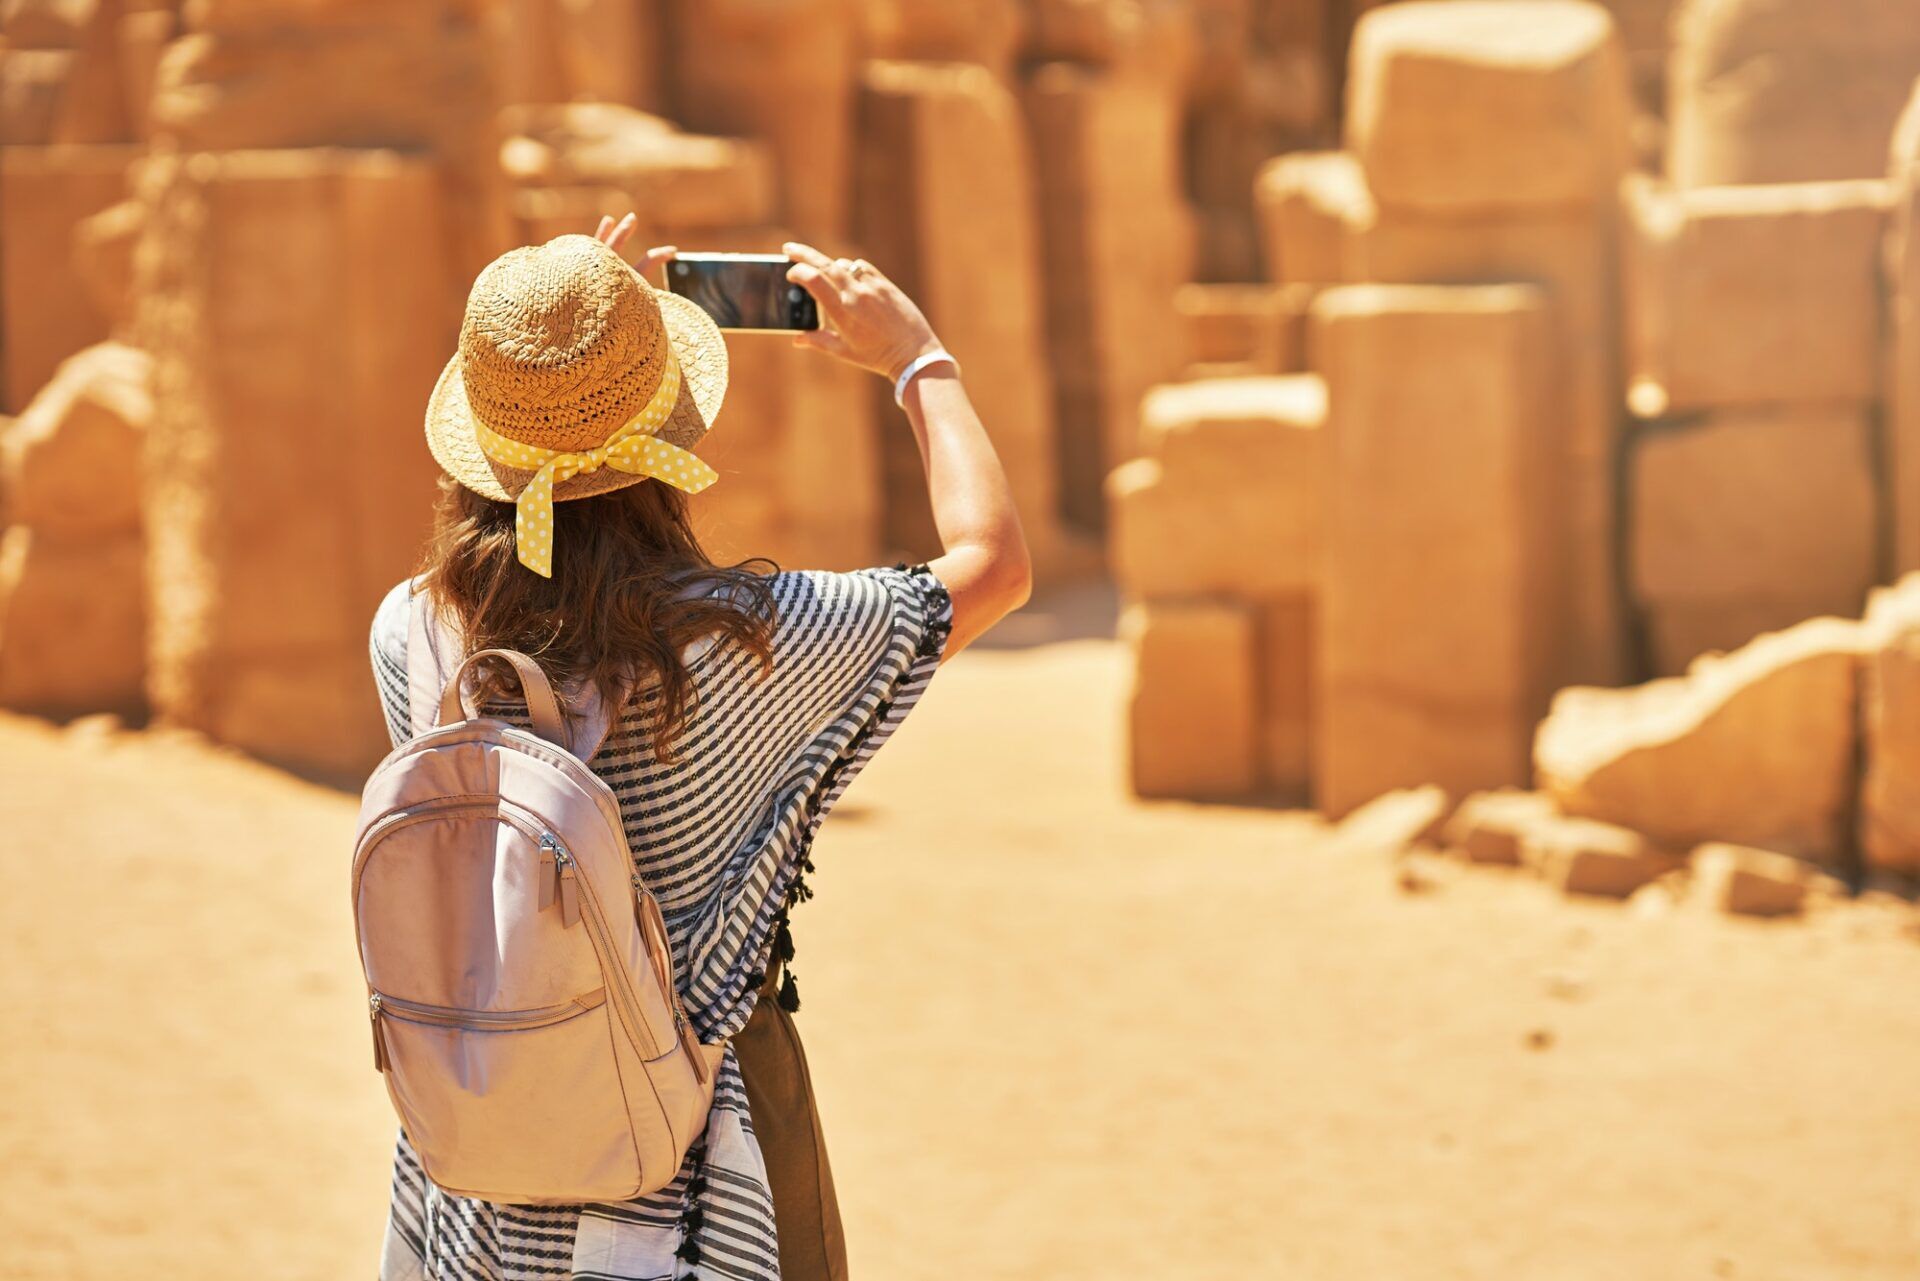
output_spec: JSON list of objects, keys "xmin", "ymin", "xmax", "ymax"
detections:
[
  {"xmin": 537, "ymin": 838, "xmax": 558, "ymax": 912},
  {"xmin": 549, "ymin": 839, "xmax": 581, "ymax": 929},
  {"xmin": 369, "ymin": 993, "xmax": 390, "ymax": 1073}
]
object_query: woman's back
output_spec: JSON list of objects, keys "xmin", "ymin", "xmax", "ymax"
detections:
[{"xmin": 367, "ymin": 563, "xmax": 950, "ymax": 1277}]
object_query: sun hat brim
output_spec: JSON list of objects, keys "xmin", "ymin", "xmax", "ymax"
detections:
[{"xmin": 424, "ymin": 285, "xmax": 729, "ymax": 505}]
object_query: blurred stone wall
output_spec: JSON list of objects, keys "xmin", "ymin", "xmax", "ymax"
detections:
[
  {"xmin": 5, "ymin": 0, "xmax": 1920, "ymax": 799},
  {"xmin": 1115, "ymin": 0, "xmax": 1920, "ymax": 821}
]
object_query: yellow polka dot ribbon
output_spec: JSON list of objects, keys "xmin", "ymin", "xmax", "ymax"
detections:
[{"xmin": 471, "ymin": 349, "xmax": 717, "ymax": 577}]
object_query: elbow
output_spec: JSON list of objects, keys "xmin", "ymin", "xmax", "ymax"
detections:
[{"xmin": 993, "ymin": 536, "xmax": 1034, "ymax": 614}]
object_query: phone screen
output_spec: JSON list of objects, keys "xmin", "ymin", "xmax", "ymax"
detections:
[{"xmin": 665, "ymin": 254, "xmax": 820, "ymax": 332}]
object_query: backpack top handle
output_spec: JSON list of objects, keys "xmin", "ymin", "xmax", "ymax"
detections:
[{"xmin": 439, "ymin": 648, "xmax": 570, "ymax": 750}]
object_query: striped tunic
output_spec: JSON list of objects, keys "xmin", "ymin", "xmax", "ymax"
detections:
[{"xmin": 367, "ymin": 564, "xmax": 951, "ymax": 1281}]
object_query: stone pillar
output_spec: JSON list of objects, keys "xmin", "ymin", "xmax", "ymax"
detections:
[
  {"xmin": 1888, "ymin": 87, "xmax": 1920, "ymax": 576},
  {"xmin": 1022, "ymin": 60, "xmax": 1195, "ymax": 533},
  {"xmin": 1253, "ymin": 151, "xmax": 1370, "ymax": 289},
  {"xmin": 146, "ymin": 0, "xmax": 509, "ymax": 300},
  {"xmin": 1312, "ymin": 284, "xmax": 1557, "ymax": 815},
  {"xmin": 1629, "ymin": 409, "xmax": 1879, "ymax": 674},
  {"xmin": 1124, "ymin": 598, "xmax": 1260, "ymax": 799},
  {"xmin": 664, "ymin": 0, "xmax": 859, "ymax": 241},
  {"xmin": 1668, "ymin": 0, "xmax": 1920, "ymax": 188},
  {"xmin": 1623, "ymin": 176, "xmax": 1890, "ymax": 671},
  {"xmin": 852, "ymin": 60, "xmax": 1077, "ymax": 573},
  {"xmin": 0, "ymin": 342, "xmax": 150, "ymax": 719},
  {"xmin": 1108, "ymin": 374, "xmax": 1326, "ymax": 801},
  {"xmin": 0, "ymin": 145, "xmax": 141, "ymax": 410},
  {"xmin": 860, "ymin": 0, "xmax": 1025, "ymax": 78},
  {"xmin": 1342, "ymin": 0, "xmax": 1633, "ymax": 690},
  {"xmin": 134, "ymin": 149, "xmax": 454, "ymax": 779}
]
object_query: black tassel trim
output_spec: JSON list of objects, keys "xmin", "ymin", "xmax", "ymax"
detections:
[{"xmin": 751, "ymin": 562, "xmax": 947, "ymax": 1021}]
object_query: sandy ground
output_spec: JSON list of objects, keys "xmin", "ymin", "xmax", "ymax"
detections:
[{"xmin": 3, "ymin": 595, "xmax": 1919, "ymax": 1280}]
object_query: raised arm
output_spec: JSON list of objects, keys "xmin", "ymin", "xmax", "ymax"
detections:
[{"xmin": 783, "ymin": 242, "xmax": 1032, "ymax": 659}]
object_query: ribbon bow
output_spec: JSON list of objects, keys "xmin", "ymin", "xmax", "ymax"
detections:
[{"xmin": 472, "ymin": 349, "xmax": 717, "ymax": 577}]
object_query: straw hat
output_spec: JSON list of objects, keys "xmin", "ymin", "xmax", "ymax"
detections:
[{"xmin": 425, "ymin": 234, "xmax": 729, "ymax": 509}]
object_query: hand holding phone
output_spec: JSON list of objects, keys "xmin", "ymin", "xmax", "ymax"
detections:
[
  {"xmin": 664, "ymin": 253, "xmax": 820, "ymax": 333},
  {"xmin": 780, "ymin": 242, "xmax": 944, "ymax": 382}
]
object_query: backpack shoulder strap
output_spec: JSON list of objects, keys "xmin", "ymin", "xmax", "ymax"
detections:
[{"xmin": 405, "ymin": 583, "xmax": 621, "ymax": 763}]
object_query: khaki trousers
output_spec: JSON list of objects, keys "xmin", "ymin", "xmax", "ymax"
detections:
[{"xmin": 732, "ymin": 966, "xmax": 849, "ymax": 1281}]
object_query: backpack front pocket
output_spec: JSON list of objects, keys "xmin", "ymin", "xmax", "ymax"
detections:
[{"xmin": 370, "ymin": 986, "xmax": 657, "ymax": 1203}]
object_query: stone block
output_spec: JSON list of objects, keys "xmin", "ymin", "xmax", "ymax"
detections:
[
  {"xmin": 1331, "ymin": 784, "xmax": 1450, "ymax": 855},
  {"xmin": 1442, "ymin": 788, "xmax": 1561, "ymax": 865},
  {"xmin": 481, "ymin": 0, "xmax": 570, "ymax": 107},
  {"xmin": 1890, "ymin": 87, "xmax": 1920, "ymax": 576},
  {"xmin": 552, "ymin": 0, "xmax": 667, "ymax": 112},
  {"xmin": 1313, "ymin": 284, "xmax": 1556, "ymax": 735},
  {"xmin": 1536, "ymin": 617, "xmax": 1870, "ymax": 864},
  {"xmin": 1859, "ymin": 575, "xmax": 1920, "ymax": 876},
  {"xmin": 0, "ymin": 337, "xmax": 149, "ymax": 721},
  {"xmin": 862, "ymin": 0, "xmax": 1024, "ymax": 77},
  {"xmin": 1667, "ymin": 0, "xmax": 1920, "ymax": 187},
  {"xmin": 1124, "ymin": 598, "xmax": 1259, "ymax": 799},
  {"xmin": 1527, "ymin": 817, "xmax": 1680, "ymax": 897},
  {"xmin": 1627, "ymin": 408, "xmax": 1877, "ymax": 671},
  {"xmin": 46, "ymin": 0, "xmax": 131, "ymax": 144},
  {"xmin": 852, "ymin": 61, "xmax": 1069, "ymax": 574},
  {"xmin": 1345, "ymin": 0, "xmax": 1631, "ymax": 214},
  {"xmin": 146, "ymin": 3, "xmax": 509, "ymax": 289},
  {"xmin": 0, "ymin": 48, "xmax": 75, "ymax": 145},
  {"xmin": 0, "ymin": 341, "xmax": 149, "ymax": 539},
  {"xmin": 134, "ymin": 149, "xmax": 454, "ymax": 777},
  {"xmin": 1642, "ymin": 598, "xmax": 1851, "ymax": 680},
  {"xmin": 1253, "ymin": 150, "xmax": 1371, "ymax": 286},
  {"xmin": 71, "ymin": 198, "xmax": 143, "ymax": 337},
  {"xmin": 3, "ymin": 0, "xmax": 93, "ymax": 47},
  {"xmin": 1173, "ymin": 283, "xmax": 1309, "ymax": 372},
  {"xmin": 1257, "ymin": 594, "xmax": 1315, "ymax": 799},
  {"xmin": 665, "ymin": 0, "xmax": 857, "ymax": 237},
  {"xmin": 1022, "ymin": 0, "xmax": 1198, "ymax": 83},
  {"xmin": 0, "ymin": 525, "xmax": 145, "ymax": 720},
  {"xmin": 0, "ymin": 144, "xmax": 139, "ymax": 412},
  {"xmin": 1318, "ymin": 682, "xmax": 1539, "ymax": 816},
  {"xmin": 1689, "ymin": 843, "xmax": 1819, "ymax": 917},
  {"xmin": 116, "ymin": 8, "xmax": 176, "ymax": 140},
  {"xmin": 1349, "ymin": 202, "xmax": 1625, "ymax": 688},
  {"xmin": 1624, "ymin": 178, "xmax": 1889, "ymax": 413},
  {"xmin": 1023, "ymin": 60, "xmax": 1194, "ymax": 531},
  {"xmin": 1108, "ymin": 376, "xmax": 1326, "ymax": 598},
  {"xmin": 499, "ymin": 103, "xmax": 777, "ymax": 232}
]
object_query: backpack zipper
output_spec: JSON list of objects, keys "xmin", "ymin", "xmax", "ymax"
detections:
[{"xmin": 369, "ymin": 988, "xmax": 609, "ymax": 1070}]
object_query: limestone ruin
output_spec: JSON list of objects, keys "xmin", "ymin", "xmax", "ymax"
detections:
[{"xmin": 3, "ymin": 0, "xmax": 1920, "ymax": 885}]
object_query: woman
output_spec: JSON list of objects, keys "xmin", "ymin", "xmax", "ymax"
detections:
[{"xmin": 367, "ymin": 215, "xmax": 1030, "ymax": 1280}]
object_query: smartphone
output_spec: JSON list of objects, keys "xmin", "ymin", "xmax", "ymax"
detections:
[{"xmin": 664, "ymin": 253, "xmax": 820, "ymax": 332}]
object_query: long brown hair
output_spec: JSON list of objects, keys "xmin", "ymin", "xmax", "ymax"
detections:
[{"xmin": 419, "ymin": 477, "xmax": 776, "ymax": 761}]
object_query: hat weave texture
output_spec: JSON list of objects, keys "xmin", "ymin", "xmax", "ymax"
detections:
[{"xmin": 425, "ymin": 234, "xmax": 729, "ymax": 505}]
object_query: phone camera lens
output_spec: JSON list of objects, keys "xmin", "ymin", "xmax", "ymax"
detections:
[
  {"xmin": 672, "ymin": 261, "xmax": 689, "ymax": 276},
  {"xmin": 787, "ymin": 286, "xmax": 804, "ymax": 301}
]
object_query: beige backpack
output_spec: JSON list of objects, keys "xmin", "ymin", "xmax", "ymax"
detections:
[{"xmin": 351, "ymin": 592, "xmax": 721, "ymax": 1204}]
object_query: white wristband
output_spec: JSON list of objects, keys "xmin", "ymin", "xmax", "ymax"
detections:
[{"xmin": 893, "ymin": 349, "xmax": 959, "ymax": 408}]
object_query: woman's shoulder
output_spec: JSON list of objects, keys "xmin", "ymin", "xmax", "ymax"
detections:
[{"xmin": 369, "ymin": 575, "xmax": 421, "ymax": 667}]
